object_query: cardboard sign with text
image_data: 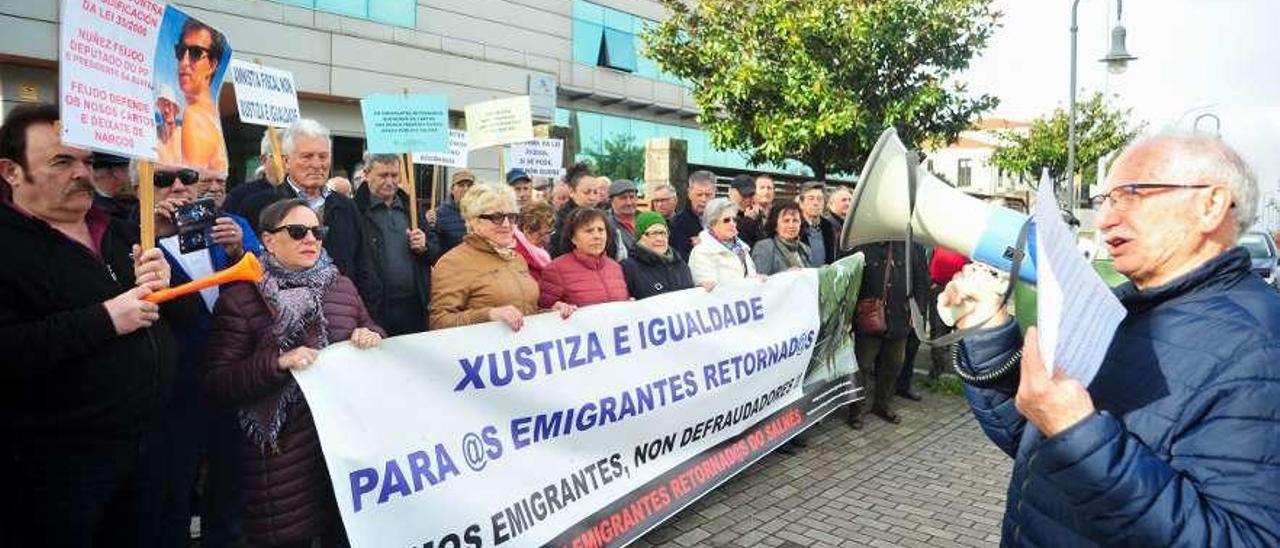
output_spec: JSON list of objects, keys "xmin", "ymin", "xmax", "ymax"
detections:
[
  {"xmin": 411, "ymin": 129, "xmax": 469, "ymax": 168},
  {"xmin": 361, "ymin": 94, "xmax": 450, "ymax": 154},
  {"xmin": 507, "ymin": 139, "xmax": 564, "ymax": 178},
  {"xmin": 464, "ymin": 96, "xmax": 534, "ymax": 150},
  {"xmin": 59, "ymin": 0, "xmax": 163, "ymax": 159},
  {"xmin": 151, "ymin": 6, "xmax": 234, "ymax": 171},
  {"xmin": 228, "ymin": 59, "xmax": 300, "ymax": 128}
]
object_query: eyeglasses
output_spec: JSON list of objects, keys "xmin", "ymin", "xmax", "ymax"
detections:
[
  {"xmin": 155, "ymin": 169, "xmax": 199, "ymax": 188},
  {"xmin": 718, "ymin": 217, "xmax": 738, "ymax": 225},
  {"xmin": 651, "ymin": 196, "xmax": 675, "ymax": 202},
  {"xmin": 477, "ymin": 212, "xmax": 519, "ymax": 225},
  {"xmin": 268, "ymin": 224, "xmax": 329, "ymax": 241},
  {"xmin": 174, "ymin": 44, "xmax": 211, "ymax": 62},
  {"xmin": 1089, "ymin": 183, "xmax": 1213, "ymax": 212},
  {"xmin": 642, "ymin": 228, "xmax": 669, "ymax": 238}
]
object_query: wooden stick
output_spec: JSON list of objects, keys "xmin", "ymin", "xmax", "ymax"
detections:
[
  {"xmin": 431, "ymin": 165, "xmax": 443, "ymax": 210},
  {"xmin": 498, "ymin": 146, "xmax": 506, "ymax": 181},
  {"xmin": 403, "ymin": 153, "xmax": 418, "ymax": 231},
  {"xmin": 266, "ymin": 126, "xmax": 285, "ymax": 184},
  {"xmin": 137, "ymin": 160, "xmax": 155, "ymax": 251}
]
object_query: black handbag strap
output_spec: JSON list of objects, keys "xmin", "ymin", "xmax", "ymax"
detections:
[{"xmin": 902, "ymin": 149, "xmax": 1029, "ymax": 347}]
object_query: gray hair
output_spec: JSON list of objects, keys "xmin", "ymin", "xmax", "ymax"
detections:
[
  {"xmin": 366, "ymin": 153, "xmax": 401, "ymax": 169},
  {"xmin": 701, "ymin": 197, "xmax": 738, "ymax": 229},
  {"xmin": 689, "ymin": 170, "xmax": 716, "ymax": 188},
  {"xmin": 259, "ymin": 132, "xmax": 273, "ymax": 156},
  {"xmin": 1131, "ymin": 132, "xmax": 1258, "ymax": 233},
  {"xmin": 649, "ymin": 182, "xmax": 676, "ymax": 197},
  {"xmin": 281, "ymin": 118, "xmax": 331, "ymax": 155}
]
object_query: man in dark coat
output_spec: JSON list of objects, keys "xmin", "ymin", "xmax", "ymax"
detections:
[
  {"xmin": 429, "ymin": 169, "xmax": 474, "ymax": 259},
  {"xmin": 0, "ymin": 103, "xmax": 197, "ymax": 546},
  {"xmin": 224, "ymin": 131, "xmax": 280, "ymax": 217},
  {"xmin": 949, "ymin": 134, "xmax": 1280, "ymax": 545},
  {"xmin": 797, "ymin": 181, "xmax": 837, "ymax": 266},
  {"xmin": 355, "ymin": 154, "xmax": 433, "ymax": 336},
  {"xmin": 729, "ymin": 174, "xmax": 763, "ymax": 246},
  {"xmin": 669, "ymin": 170, "xmax": 717, "ymax": 260},
  {"xmin": 240, "ymin": 119, "xmax": 382, "ymax": 309}
]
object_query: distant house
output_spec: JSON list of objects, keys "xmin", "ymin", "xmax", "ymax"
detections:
[{"xmin": 924, "ymin": 118, "xmax": 1030, "ymax": 196}]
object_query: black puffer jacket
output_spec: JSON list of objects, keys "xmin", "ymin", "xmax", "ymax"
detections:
[
  {"xmin": 0, "ymin": 203, "xmax": 194, "ymax": 439},
  {"xmin": 621, "ymin": 244, "xmax": 695, "ymax": 299}
]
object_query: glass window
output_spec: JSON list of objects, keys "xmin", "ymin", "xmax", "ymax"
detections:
[
  {"xmin": 267, "ymin": 0, "xmax": 415, "ymax": 28},
  {"xmin": 601, "ymin": 28, "xmax": 637, "ymax": 72},
  {"xmin": 573, "ymin": 20, "xmax": 604, "ymax": 65},
  {"xmin": 315, "ymin": 0, "xmax": 366, "ymax": 18},
  {"xmin": 957, "ymin": 158, "xmax": 972, "ymax": 187},
  {"xmin": 368, "ymin": 0, "xmax": 415, "ymax": 26},
  {"xmin": 602, "ymin": 7, "xmax": 634, "ymax": 33},
  {"xmin": 572, "ymin": 0, "xmax": 604, "ymax": 24}
]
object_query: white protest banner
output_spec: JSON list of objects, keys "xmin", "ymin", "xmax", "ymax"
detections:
[
  {"xmin": 59, "ymin": 0, "xmax": 164, "ymax": 159},
  {"xmin": 508, "ymin": 139, "xmax": 565, "ymax": 178},
  {"xmin": 228, "ymin": 59, "xmax": 300, "ymax": 128},
  {"xmin": 412, "ymin": 129, "xmax": 469, "ymax": 168},
  {"xmin": 465, "ymin": 96, "xmax": 534, "ymax": 150},
  {"xmin": 296, "ymin": 256, "xmax": 865, "ymax": 548}
]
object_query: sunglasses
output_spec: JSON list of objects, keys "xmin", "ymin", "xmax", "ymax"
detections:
[
  {"xmin": 155, "ymin": 169, "xmax": 199, "ymax": 188},
  {"xmin": 268, "ymin": 224, "xmax": 330, "ymax": 241},
  {"xmin": 477, "ymin": 212, "xmax": 519, "ymax": 225},
  {"xmin": 174, "ymin": 44, "xmax": 212, "ymax": 62}
]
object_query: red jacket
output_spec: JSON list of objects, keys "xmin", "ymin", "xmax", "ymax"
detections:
[
  {"xmin": 202, "ymin": 277, "xmax": 382, "ymax": 546},
  {"xmin": 930, "ymin": 246, "xmax": 970, "ymax": 286},
  {"xmin": 538, "ymin": 250, "xmax": 630, "ymax": 308}
]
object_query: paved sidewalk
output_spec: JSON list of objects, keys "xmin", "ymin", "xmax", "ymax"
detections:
[{"xmin": 635, "ymin": 390, "xmax": 1012, "ymax": 547}]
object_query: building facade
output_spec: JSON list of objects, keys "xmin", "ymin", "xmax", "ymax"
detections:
[
  {"xmin": 924, "ymin": 117, "xmax": 1029, "ymax": 196},
  {"xmin": 0, "ymin": 0, "xmax": 812, "ymax": 191}
]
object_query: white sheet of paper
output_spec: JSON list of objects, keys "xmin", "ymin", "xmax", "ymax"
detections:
[{"xmin": 1033, "ymin": 172, "xmax": 1126, "ymax": 386}]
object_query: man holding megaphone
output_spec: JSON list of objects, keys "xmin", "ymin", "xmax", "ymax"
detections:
[{"xmin": 940, "ymin": 134, "xmax": 1280, "ymax": 545}]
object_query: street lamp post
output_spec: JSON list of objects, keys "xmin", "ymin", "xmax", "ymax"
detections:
[{"xmin": 1068, "ymin": 0, "xmax": 1136, "ymax": 208}]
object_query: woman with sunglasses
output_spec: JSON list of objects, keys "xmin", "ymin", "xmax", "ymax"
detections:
[
  {"xmin": 431, "ymin": 183, "xmax": 574, "ymax": 331},
  {"xmin": 751, "ymin": 202, "xmax": 813, "ymax": 275},
  {"xmin": 688, "ymin": 197, "xmax": 758, "ymax": 286},
  {"xmin": 203, "ymin": 199, "xmax": 384, "ymax": 547},
  {"xmin": 538, "ymin": 208, "xmax": 630, "ymax": 308},
  {"xmin": 620, "ymin": 211, "xmax": 696, "ymax": 299}
]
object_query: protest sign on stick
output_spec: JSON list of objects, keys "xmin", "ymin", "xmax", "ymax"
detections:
[
  {"xmin": 465, "ymin": 96, "xmax": 534, "ymax": 151},
  {"xmin": 231, "ymin": 57, "xmax": 300, "ymax": 182},
  {"xmin": 508, "ymin": 139, "xmax": 565, "ymax": 178},
  {"xmin": 361, "ymin": 94, "xmax": 449, "ymax": 154},
  {"xmin": 151, "ymin": 6, "xmax": 234, "ymax": 171},
  {"xmin": 138, "ymin": 161, "xmax": 155, "ymax": 251}
]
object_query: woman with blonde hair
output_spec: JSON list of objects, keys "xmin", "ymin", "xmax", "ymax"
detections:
[{"xmin": 430, "ymin": 183, "xmax": 574, "ymax": 331}]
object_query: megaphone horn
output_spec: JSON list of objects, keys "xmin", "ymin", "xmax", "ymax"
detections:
[
  {"xmin": 839, "ymin": 128, "xmax": 1037, "ymax": 283},
  {"xmin": 144, "ymin": 252, "xmax": 265, "ymax": 304}
]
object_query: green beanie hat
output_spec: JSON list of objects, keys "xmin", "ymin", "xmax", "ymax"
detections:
[{"xmin": 634, "ymin": 210, "xmax": 667, "ymax": 238}]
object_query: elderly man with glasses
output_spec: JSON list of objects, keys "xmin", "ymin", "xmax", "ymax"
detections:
[{"xmin": 944, "ymin": 133, "xmax": 1280, "ymax": 545}]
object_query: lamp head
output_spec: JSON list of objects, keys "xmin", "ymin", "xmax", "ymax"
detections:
[{"xmin": 1101, "ymin": 24, "xmax": 1137, "ymax": 74}]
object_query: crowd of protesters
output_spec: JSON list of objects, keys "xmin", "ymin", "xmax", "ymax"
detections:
[{"xmin": 0, "ymin": 106, "xmax": 965, "ymax": 547}]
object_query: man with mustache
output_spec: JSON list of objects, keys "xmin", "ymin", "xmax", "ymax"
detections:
[
  {"xmin": 0, "ymin": 103, "xmax": 193, "ymax": 545},
  {"xmin": 946, "ymin": 133, "xmax": 1280, "ymax": 545},
  {"xmin": 241, "ymin": 118, "xmax": 381, "ymax": 309}
]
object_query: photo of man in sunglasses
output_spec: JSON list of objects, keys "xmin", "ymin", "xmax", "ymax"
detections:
[{"xmin": 152, "ymin": 8, "xmax": 232, "ymax": 173}]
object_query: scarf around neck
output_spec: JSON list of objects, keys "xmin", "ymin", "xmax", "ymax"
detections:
[
  {"xmin": 239, "ymin": 251, "xmax": 339, "ymax": 454},
  {"xmin": 775, "ymin": 237, "xmax": 806, "ymax": 269}
]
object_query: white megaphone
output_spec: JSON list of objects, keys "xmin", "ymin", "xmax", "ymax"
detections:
[{"xmin": 840, "ymin": 128, "xmax": 1037, "ymax": 283}]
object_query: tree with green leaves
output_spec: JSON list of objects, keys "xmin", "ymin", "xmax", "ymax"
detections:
[
  {"xmin": 642, "ymin": 0, "xmax": 1000, "ymax": 181},
  {"xmin": 584, "ymin": 134, "xmax": 645, "ymax": 182},
  {"xmin": 990, "ymin": 92, "xmax": 1144, "ymax": 188}
]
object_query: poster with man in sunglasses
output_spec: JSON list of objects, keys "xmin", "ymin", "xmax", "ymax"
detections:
[{"xmin": 152, "ymin": 7, "xmax": 232, "ymax": 172}]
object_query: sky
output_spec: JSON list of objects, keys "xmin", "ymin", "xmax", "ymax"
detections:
[{"xmin": 959, "ymin": 0, "xmax": 1280, "ymax": 215}]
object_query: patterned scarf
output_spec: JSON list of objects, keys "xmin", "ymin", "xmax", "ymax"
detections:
[
  {"xmin": 239, "ymin": 252, "xmax": 338, "ymax": 454},
  {"xmin": 775, "ymin": 237, "xmax": 806, "ymax": 270},
  {"xmin": 717, "ymin": 234, "xmax": 750, "ymax": 275}
]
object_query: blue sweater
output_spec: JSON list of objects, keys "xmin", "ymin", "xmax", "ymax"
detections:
[{"xmin": 960, "ymin": 247, "xmax": 1280, "ymax": 546}]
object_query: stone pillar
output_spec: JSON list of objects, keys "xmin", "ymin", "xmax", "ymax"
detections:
[{"xmin": 645, "ymin": 137, "xmax": 688, "ymax": 200}]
